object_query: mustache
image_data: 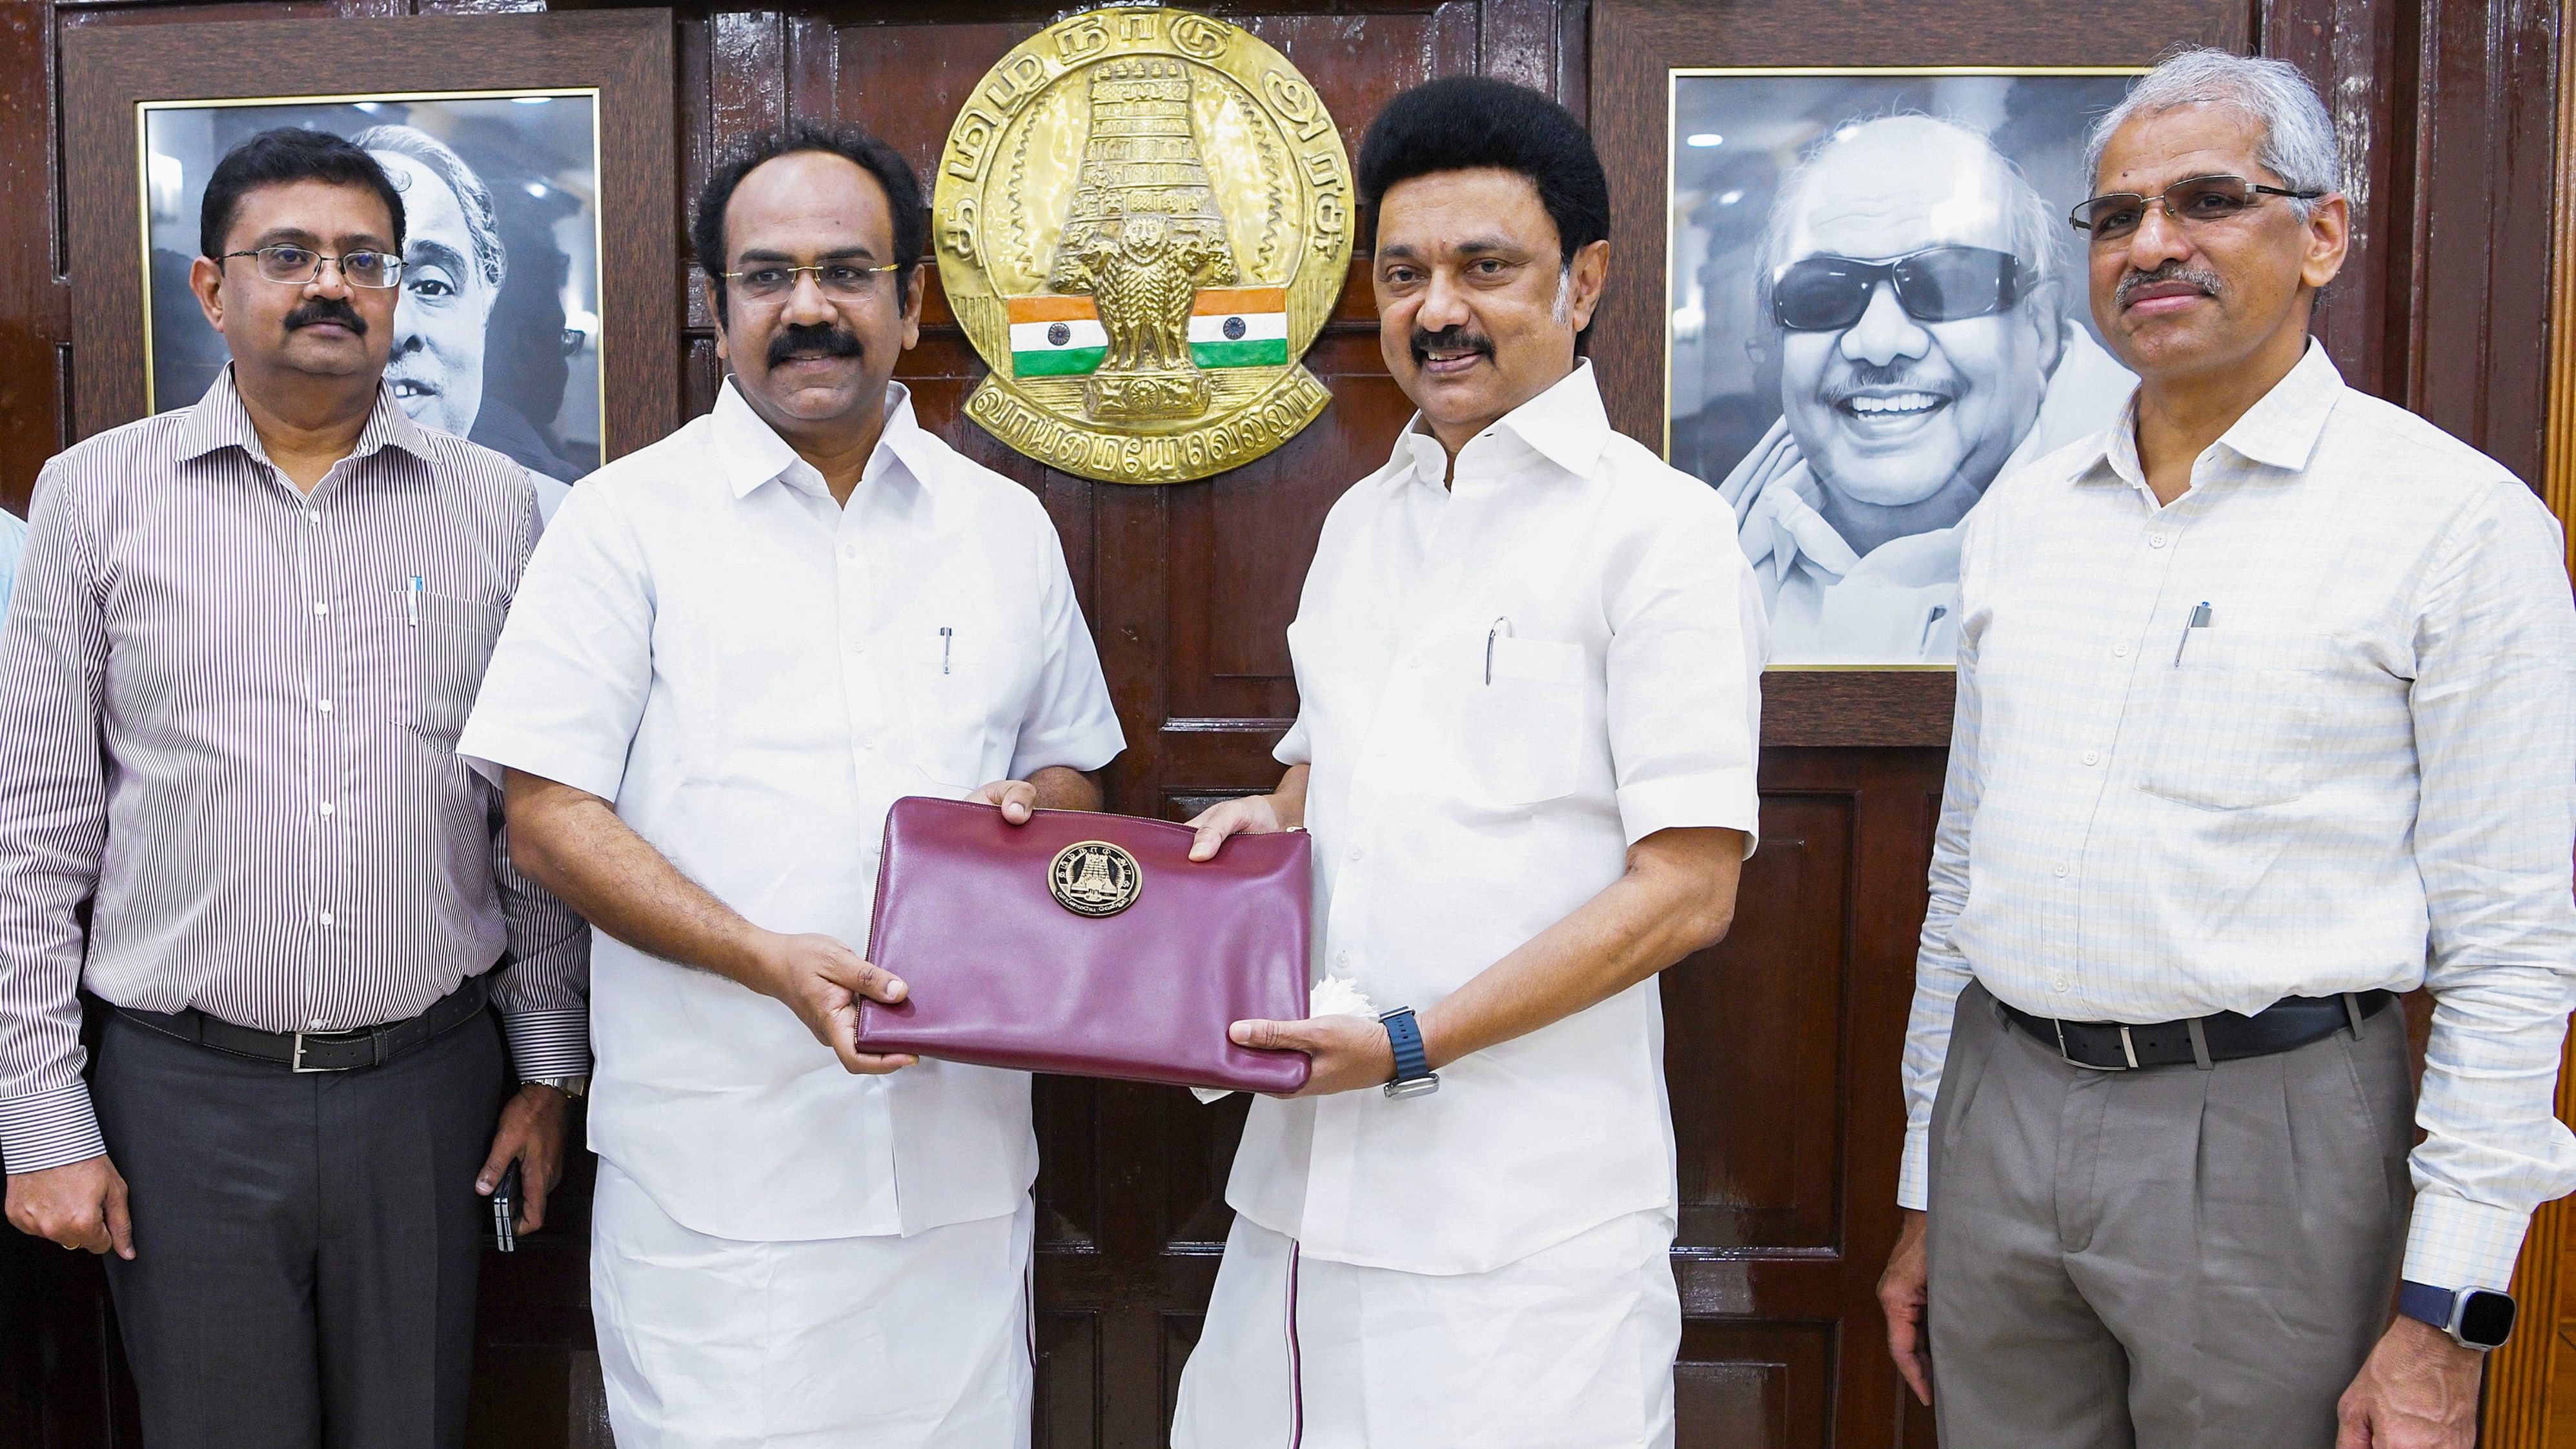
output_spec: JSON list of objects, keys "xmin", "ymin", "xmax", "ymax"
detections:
[
  {"xmin": 283, "ymin": 298, "xmax": 367, "ymax": 336},
  {"xmin": 2115, "ymin": 261, "xmax": 2224, "ymax": 309},
  {"xmin": 1410, "ymin": 326, "xmax": 1494, "ymax": 366},
  {"xmin": 766, "ymin": 322, "xmax": 865, "ymax": 368},
  {"xmin": 1823, "ymin": 358, "xmax": 1956, "ymax": 406}
]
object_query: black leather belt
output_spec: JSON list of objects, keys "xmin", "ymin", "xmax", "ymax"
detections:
[
  {"xmin": 2002, "ymin": 988, "xmax": 2393, "ymax": 1071},
  {"xmin": 116, "ymin": 974, "xmax": 489, "ymax": 1073}
]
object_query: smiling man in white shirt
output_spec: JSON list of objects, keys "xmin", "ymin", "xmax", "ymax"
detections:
[
  {"xmin": 1169, "ymin": 77, "xmax": 1764, "ymax": 1449},
  {"xmin": 1874, "ymin": 52, "xmax": 2576, "ymax": 1449},
  {"xmin": 455, "ymin": 125, "xmax": 1123, "ymax": 1448}
]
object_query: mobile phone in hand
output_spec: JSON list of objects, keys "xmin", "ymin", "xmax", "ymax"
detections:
[{"xmin": 491, "ymin": 1160, "xmax": 522, "ymax": 1253}]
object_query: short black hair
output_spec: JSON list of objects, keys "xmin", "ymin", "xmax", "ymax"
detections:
[
  {"xmin": 691, "ymin": 123, "xmax": 927, "ymax": 323},
  {"xmin": 1356, "ymin": 77, "xmax": 1609, "ymax": 265},
  {"xmin": 199, "ymin": 127, "xmax": 405, "ymax": 263}
]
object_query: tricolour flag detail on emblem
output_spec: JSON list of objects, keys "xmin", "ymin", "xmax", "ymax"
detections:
[
  {"xmin": 1006, "ymin": 295, "xmax": 1107, "ymax": 378},
  {"xmin": 1188, "ymin": 287, "xmax": 1290, "ymax": 369}
]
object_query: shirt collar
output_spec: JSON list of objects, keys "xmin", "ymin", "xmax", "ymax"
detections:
[
  {"xmin": 175, "ymin": 365, "xmax": 435, "ymax": 469},
  {"xmin": 2087, "ymin": 338, "xmax": 2342, "ymax": 488},
  {"xmin": 1394, "ymin": 358, "xmax": 1612, "ymax": 487},
  {"xmin": 710, "ymin": 378, "xmax": 930, "ymax": 500}
]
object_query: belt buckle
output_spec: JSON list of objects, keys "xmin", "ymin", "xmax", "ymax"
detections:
[
  {"xmin": 2053, "ymin": 1018, "xmax": 2136, "ymax": 1072},
  {"xmin": 290, "ymin": 1031, "xmax": 336, "ymax": 1073}
]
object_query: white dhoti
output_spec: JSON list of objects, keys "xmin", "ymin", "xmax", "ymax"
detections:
[
  {"xmin": 1171, "ymin": 1209, "xmax": 1679, "ymax": 1449},
  {"xmin": 591, "ymin": 1161, "xmax": 1033, "ymax": 1449}
]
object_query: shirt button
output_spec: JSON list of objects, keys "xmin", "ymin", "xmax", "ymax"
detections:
[
  {"xmin": 1347, "ymin": 847, "xmax": 1364, "ymax": 862},
  {"xmin": 1335, "ymin": 951, "xmax": 1351, "ymax": 968},
  {"xmin": 2082, "ymin": 750, "xmax": 2100, "ymax": 766},
  {"xmin": 318, "ymin": 911, "xmax": 334, "ymax": 927},
  {"xmin": 842, "ymin": 545, "xmax": 859, "ymax": 562},
  {"xmin": 1407, "ymin": 654, "xmax": 1423, "ymax": 669},
  {"xmin": 305, "ymin": 509, "xmax": 320, "ymax": 525},
  {"xmin": 858, "ymin": 738, "xmax": 877, "ymax": 751},
  {"xmin": 318, "ymin": 802, "xmax": 334, "ymax": 816},
  {"xmin": 2052, "ymin": 977, "xmax": 2071, "ymax": 993},
  {"xmin": 313, "ymin": 601, "xmax": 329, "ymax": 616},
  {"xmin": 316, "ymin": 699, "xmax": 332, "ymax": 713},
  {"xmin": 2053, "ymin": 862, "xmax": 2070, "ymax": 878},
  {"xmin": 2112, "ymin": 642, "xmax": 2130, "ymax": 658},
  {"xmin": 2149, "ymin": 533, "xmax": 2167, "ymax": 549},
  {"xmin": 310, "ymin": 1017, "xmax": 327, "ymax": 1029}
]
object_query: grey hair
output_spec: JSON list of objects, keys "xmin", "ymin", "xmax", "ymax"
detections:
[
  {"xmin": 347, "ymin": 123, "xmax": 507, "ymax": 290},
  {"xmin": 1754, "ymin": 113, "xmax": 2063, "ymax": 314},
  {"xmin": 2083, "ymin": 49, "xmax": 2342, "ymax": 216}
]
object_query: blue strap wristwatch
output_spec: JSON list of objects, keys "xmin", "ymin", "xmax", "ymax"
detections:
[
  {"xmin": 2397, "ymin": 1279, "xmax": 2516, "ymax": 1350},
  {"xmin": 1379, "ymin": 1007, "xmax": 1439, "ymax": 1099}
]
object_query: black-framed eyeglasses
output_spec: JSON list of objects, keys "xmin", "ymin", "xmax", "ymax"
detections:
[
  {"xmin": 221, "ymin": 244, "xmax": 403, "ymax": 289},
  {"xmin": 2068, "ymin": 174, "xmax": 2324, "ymax": 242},
  {"xmin": 1770, "ymin": 246, "xmax": 2025, "ymax": 332},
  {"xmin": 720, "ymin": 260, "xmax": 904, "ymax": 303}
]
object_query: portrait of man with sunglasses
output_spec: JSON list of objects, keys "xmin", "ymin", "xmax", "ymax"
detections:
[{"xmin": 1716, "ymin": 113, "xmax": 2136, "ymax": 664}]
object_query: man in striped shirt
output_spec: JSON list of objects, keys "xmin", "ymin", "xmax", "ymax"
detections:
[{"xmin": 0, "ymin": 128, "xmax": 586, "ymax": 1448}]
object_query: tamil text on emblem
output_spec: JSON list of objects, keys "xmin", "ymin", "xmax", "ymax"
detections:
[
  {"xmin": 1050, "ymin": 840, "xmax": 1144, "ymax": 918},
  {"xmin": 933, "ymin": 7, "xmax": 1353, "ymax": 483}
]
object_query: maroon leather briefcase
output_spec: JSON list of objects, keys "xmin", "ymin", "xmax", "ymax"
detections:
[{"xmin": 860, "ymin": 796, "xmax": 1312, "ymax": 1094}]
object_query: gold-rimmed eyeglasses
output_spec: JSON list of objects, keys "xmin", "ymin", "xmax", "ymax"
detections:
[
  {"xmin": 2067, "ymin": 174, "xmax": 2326, "ymax": 244},
  {"xmin": 720, "ymin": 260, "xmax": 905, "ymax": 303},
  {"xmin": 221, "ymin": 244, "xmax": 405, "ymax": 289}
]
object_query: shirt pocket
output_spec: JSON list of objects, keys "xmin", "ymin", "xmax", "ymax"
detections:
[
  {"xmin": 1454, "ymin": 634, "xmax": 1586, "ymax": 809},
  {"xmin": 902, "ymin": 623, "xmax": 1000, "ymax": 792},
  {"xmin": 2138, "ymin": 627, "xmax": 2331, "ymax": 811},
  {"xmin": 400, "ymin": 589, "xmax": 505, "ymax": 750}
]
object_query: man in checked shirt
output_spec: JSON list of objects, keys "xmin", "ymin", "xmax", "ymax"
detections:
[
  {"xmin": 0, "ymin": 129, "xmax": 587, "ymax": 1448},
  {"xmin": 1876, "ymin": 51, "xmax": 2576, "ymax": 1449}
]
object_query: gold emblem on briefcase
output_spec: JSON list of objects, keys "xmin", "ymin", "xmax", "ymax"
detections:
[
  {"xmin": 932, "ymin": 6, "xmax": 1354, "ymax": 484},
  {"xmin": 1050, "ymin": 840, "xmax": 1144, "ymax": 917}
]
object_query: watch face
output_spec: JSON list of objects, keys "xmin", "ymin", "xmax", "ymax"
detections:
[{"xmin": 2458, "ymin": 1290, "xmax": 2517, "ymax": 1347}]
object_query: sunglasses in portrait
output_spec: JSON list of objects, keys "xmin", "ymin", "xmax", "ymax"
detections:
[
  {"xmin": 222, "ymin": 244, "xmax": 404, "ymax": 289},
  {"xmin": 1769, "ymin": 247, "xmax": 2026, "ymax": 333},
  {"xmin": 2067, "ymin": 174, "xmax": 2324, "ymax": 243}
]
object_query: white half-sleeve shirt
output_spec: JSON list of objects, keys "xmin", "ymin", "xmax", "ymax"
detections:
[
  {"xmin": 1228, "ymin": 360, "xmax": 1767, "ymax": 1275},
  {"xmin": 460, "ymin": 379, "xmax": 1124, "ymax": 1242}
]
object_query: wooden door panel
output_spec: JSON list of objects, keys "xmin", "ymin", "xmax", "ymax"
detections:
[
  {"xmin": 1665, "ymin": 792, "xmax": 1853, "ymax": 1251},
  {"xmin": 1677, "ymin": 1321, "xmax": 1834, "ymax": 1449}
]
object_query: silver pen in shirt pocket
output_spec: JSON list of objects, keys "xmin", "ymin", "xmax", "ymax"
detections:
[{"xmin": 2171, "ymin": 601, "xmax": 2212, "ymax": 665}]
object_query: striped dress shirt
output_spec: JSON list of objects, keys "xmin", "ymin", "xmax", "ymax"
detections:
[
  {"xmin": 0, "ymin": 369, "xmax": 588, "ymax": 1175},
  {"xmin": 1903, "ymin": 343, "xmax": 2576, "ymax": 1293}
]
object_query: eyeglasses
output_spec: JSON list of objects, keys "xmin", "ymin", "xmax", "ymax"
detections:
[
  {"xmin": 221, "ymin": 245, "xmax": 403, "ymax": 289},
  {"xmin": 2068, "ymin": 174, "xmax": 2324, "ymax": 243},
  {"xmin": 720, "ymin": 261, "xmax": 904, "ymax": 303},
  {"xmin": 1770, "ymin": 246, "xmax": 2025, "ymax": 332}
]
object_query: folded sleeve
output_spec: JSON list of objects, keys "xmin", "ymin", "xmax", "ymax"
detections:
[
  {"xmin": 458, "ymin": 482, "xmax": 656, "ymax": 803},
  {"xmin": 1006, "ymin": 518, "xmax": 1125, "ymax": 779},
  {"xmin": 1603, "ymin": 502, "xmax": 1766, "ymax": 850}
]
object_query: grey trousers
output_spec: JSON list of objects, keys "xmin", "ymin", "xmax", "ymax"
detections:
[
  {"xmin": 1925, "ymin": 980, "xmax": 2413, "ymax": 1449},
  {"xmin": 93, "ymin": 1006, "xmax": 507, "ymax": 1449}
]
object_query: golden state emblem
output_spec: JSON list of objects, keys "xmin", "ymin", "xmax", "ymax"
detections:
[
  {"xmin": 1049, "ymin": 840, "xmax": 1143, "ymax": 918},
  {"xmin": 933, "ymin": 6, "xmax": 1353, "ymax": 483}
]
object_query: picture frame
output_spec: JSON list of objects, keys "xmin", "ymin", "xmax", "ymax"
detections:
[
  {"xmin": 61, "ymin": 10, "xmax": 676, "ymax": 467},
  {"xmin": 1665, "ymin": 66, "xmax": 2144, "ymax": 671}
]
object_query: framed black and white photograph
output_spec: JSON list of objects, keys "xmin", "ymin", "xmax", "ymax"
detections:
[
  {"xmin": 61, "ymin": 10, "xmax": 676, "ymax": 476},
  {"xmin": 141, "ymin": 91, "xmax": 603, "ymax": 496},
  {"xmin": 1667, "ymin": 68, "xmax": 2145, "ymax": 667}
]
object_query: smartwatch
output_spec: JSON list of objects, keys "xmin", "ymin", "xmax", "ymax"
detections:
[
  {"xmin": 1379, "ymin": 1008, "xmax": 1439, "ymax": 1099},
  {"xmin": 2396, "ymin": 1279, "xmax": 2516, "ymax": 1350}
]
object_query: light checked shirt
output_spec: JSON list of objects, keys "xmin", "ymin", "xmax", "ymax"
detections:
[
  {"xmin": 1228, "ymin": 361, "xmax": 1767, "ymax": 1275},
  {"xmin": 1902, "ymin": 342, "xmax": 2576, "ymax": 1292},
  {"xmin": 458, "ymin": 380, "xmax": 1124, "ymax": 1243}
]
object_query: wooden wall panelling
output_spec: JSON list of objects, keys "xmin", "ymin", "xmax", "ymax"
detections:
[
  {"xmin": 2403, "ymin": 0, "xmax": 2562, "ymax": 483},
  {"xmin": 2263, "ymin": 0, "xmax": 2413, "ymax": 397}
]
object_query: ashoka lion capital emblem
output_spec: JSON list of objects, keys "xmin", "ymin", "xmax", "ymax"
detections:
[{"xmin": 933, "ymin": 8, "xmax": 1352, "ymax": 483}]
